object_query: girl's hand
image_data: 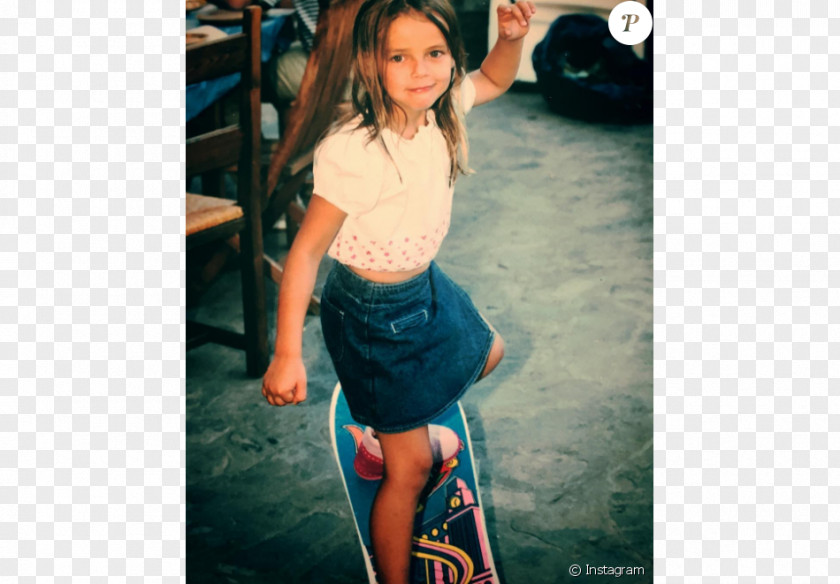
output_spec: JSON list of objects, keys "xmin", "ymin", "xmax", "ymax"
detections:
[
  {"xmin": 497, "ymin": 1, "xmax": 536, "ymax": 42},
  {"xmin": 261, "ymin": 353, "xmax": 307, "ymax": 406}
]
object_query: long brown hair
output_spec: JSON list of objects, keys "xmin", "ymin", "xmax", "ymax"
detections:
[{"xmin": 337, "ymin": 0, "xmax": 470, "ymax": 184}]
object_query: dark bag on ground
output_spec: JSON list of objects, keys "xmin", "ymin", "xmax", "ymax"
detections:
[{"xmin": 531, "ymin": 13, "xmax": 653, "ymax": 123}]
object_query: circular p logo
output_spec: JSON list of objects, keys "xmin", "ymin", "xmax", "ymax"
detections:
[{"xmin": 608, "ymin": 1, "xmax": 652, "ymax": 46}]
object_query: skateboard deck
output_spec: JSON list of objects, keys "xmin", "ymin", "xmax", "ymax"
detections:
[{"xmin": 330, "ymin": 383, "xmax": 499, "ymax": 584}]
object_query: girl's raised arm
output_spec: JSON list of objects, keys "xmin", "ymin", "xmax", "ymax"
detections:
[
  {"xmin": 262, "ymin": 195, "xmax": 347, "ymax": 407},
  {"xmin": 469, "ymin": 1, "xmax": 536, "ymax": 107}
]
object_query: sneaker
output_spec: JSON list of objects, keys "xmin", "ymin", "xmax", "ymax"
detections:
[{"xmin": 353, "ymin": 425, "xmax": 463, "ymax": 481}]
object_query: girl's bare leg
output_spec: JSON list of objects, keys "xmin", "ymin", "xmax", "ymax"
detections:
[
  {"xmin": 370, "ymin": 426, "xmax": 433, "ymax": 584},
  {"xmin": 479, "ymin": 328, "xmax": 505, "ymax": 380}
]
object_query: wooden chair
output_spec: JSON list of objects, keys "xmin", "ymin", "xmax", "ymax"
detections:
[
  {"xmin": 186, "ymin": 6, "xmax": 269, "ymax": 377},
  {"xmin": 262, "ymin": 0, "xmax": 364, "ymax": 250}
]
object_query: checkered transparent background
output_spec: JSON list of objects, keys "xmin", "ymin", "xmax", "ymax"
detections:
[
  {"xmin": 654, "ymin": 2, "xmax": 839, "ymax": 582},
  {"xmin": 1, "ymin": 0, "xmax": 837, "ymax": 581},
  {"xmin": 1, "ymin": 1, "xmax": 183, "ymax": 581}
]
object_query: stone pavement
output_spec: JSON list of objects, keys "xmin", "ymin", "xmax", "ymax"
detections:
[{"xmin": 186, "ymin": 89, "xmax": 653, "ymax": 583}]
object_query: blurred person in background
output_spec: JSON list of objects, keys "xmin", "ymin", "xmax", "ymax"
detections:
[{"xmin": 215, "ymin": 0, "xmax": 320, "ymax": 109}]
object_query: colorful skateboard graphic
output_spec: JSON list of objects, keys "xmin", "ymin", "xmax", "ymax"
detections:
[{"xmin": 329, "ymin": 383, "xmax": 499, "ymax": 584}]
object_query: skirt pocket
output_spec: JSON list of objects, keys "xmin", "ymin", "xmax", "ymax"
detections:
[{"xmin": 389, "ymin": 308, "xmax": 429, "ymax": 334}]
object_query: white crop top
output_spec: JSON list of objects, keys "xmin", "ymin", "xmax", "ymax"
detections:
[{"xmin": 313, "ymin": 75, "xmax": 476, "ymax": 272}]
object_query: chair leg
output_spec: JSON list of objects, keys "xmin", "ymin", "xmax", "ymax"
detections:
[
  {"xmin": 239, "ymin": 219, "xmax": 269, "ymax": 377},
  {"xmin": 261, "ymin": 171, "xmax": 308, "ymax": 234},
  {"xmin": 263, "ymin": 254, "xmax": 285, "ymax": 287}
]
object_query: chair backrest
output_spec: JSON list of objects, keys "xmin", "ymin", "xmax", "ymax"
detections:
[
  {"xmin": 185, "ymin": 7, "xmax": 269, "ymax": 377},
  {"xmin": 264, "ymin": 0, "xmax": 364, "ymax": 196},
  {"xmin": 186, "ymin": 5, "xmax": 262, "ymax": 211}
]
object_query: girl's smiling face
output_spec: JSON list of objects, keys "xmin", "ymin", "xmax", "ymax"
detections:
[{"xmin": 382, "ymin": 11, "xmax": 455, "ymax": 131}]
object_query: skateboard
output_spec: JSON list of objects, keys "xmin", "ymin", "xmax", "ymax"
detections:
[{"xmin": 330, "ymin": 383, "xmax": 499, "ymax": 584}]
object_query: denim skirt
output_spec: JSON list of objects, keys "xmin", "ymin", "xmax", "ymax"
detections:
[{"xmin": 319, "ymin": 261, "xmax": 494, "ymax": 433}]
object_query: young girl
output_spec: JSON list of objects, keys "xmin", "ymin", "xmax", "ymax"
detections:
[{"xmin": 262, "ymin": 0, "xmax": 535, "ymax": 581}]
